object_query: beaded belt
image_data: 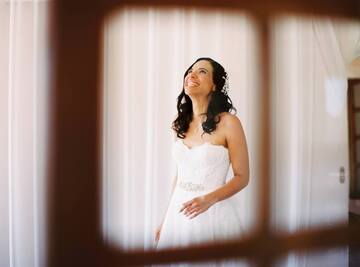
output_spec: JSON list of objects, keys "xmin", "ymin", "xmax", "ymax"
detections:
[{"xmin": 178, "ymin": 181, "xmax": 206, "ymax": 192}]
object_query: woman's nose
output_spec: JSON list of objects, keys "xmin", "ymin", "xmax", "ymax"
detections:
[{"xmin": 189, "ymin": 71, "xmax": 197, "ymax": 78}]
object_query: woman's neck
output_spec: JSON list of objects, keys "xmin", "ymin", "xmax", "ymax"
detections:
[{"xmin": 191, "ymin": 96, "xmax": 209, "ymax": 119}]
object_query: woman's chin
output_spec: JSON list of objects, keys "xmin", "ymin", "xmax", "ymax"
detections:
[{"xmin": 184, "ymin": 87, "xmax": 198, "ymax": 96}]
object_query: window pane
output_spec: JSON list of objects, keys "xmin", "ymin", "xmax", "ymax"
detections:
[
  {"xmin": 270, "ymin": 14, "xmax": 358, "ymax": 234},
  {"xmin": 102, "ymin": 6, "xmax": 258, "ymax": 252}
]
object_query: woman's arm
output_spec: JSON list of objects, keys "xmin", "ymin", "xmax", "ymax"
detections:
[
  {"xmin": 206, "ymin": 114, "xmax": 249, "ymax": 202},
  {"xmin": 180, "ymin": 114, "xmax": 249, "ymax": 219}
]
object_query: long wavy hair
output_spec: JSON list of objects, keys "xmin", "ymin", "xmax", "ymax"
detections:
[{"xmin": 172, "ymin": 57, "xmax": 236, "ymax": 139}]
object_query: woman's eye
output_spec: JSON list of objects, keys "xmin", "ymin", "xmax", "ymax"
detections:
[{"xmin": 200, "ymin": 70, "xmax": 206, "ymax": 74}]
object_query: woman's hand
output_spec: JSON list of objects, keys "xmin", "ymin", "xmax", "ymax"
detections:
[
  {"xmin": 179, "ymin": 195, "xmax": 216, "ymax": 219},
  {"xmin": 155, "ymin": 223, "xmax": 163, "ymax": 244}
]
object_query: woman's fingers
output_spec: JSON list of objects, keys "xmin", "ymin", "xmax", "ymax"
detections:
[
  {"xmin": 185, "ymin": 204, "xmax": 199, "ymax": 215},
  {"xmin": 179, "ymin": 205, "xmax": 186, "ymax": 212},
  {"xmin": 185, "ymin": 203, "xmax": 199, "ymax": 215},
  {"xmin": 187, "ymin": 207, "xmax": 199, "ymax": 216},
  {"xmin": 179, "ymin": 201, "xmax": 191, "ymax": 212},
  {"xmin": 180, "ymin": 197, "xmax": 209, "ymax": 219},
  {"xmin": 180, "ymin": 199, "xmax": 196, "ymax": 212},
  {"xmin": 188, "ymin": 210, "xmax": 200, "ymax": 219},
  {"xmin": 183, "ymin": 205, "xmax": 201, "ymax": 218},
  {"xmin": 179, "ymin": 196, "xmax": 213, "ymax": 219}
]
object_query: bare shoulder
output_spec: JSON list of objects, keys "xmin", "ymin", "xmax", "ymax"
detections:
[
  {"xmin": 218, "ymin": 113, "xmax": 247, "ymax": 153},
  {"xmin": 218, "ymin": 112, "xmax": 246, "ymax": 146},
  {"xmin": 219, "ymin": 112, "xmax": 243, "ymax": 129}
]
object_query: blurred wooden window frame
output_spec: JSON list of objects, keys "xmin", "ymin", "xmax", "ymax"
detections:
[
  {"xmin": 348, "ymin": 79, "xmax": 360, "ymax": 199},
  {"xmin": 47, "ymin": 0, "xmax": 360, "ymax": 266}
]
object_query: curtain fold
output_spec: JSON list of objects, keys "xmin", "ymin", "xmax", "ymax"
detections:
[{"xmin": 0, "ymin": 1, "xmax": 50, "ymax": 267}]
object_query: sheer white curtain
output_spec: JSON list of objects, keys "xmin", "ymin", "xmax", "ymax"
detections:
[
  {"xmin": 0, "ymin": 1, "xmax": 51, "ymax": 267},
  {"xmin": 102, "ymin": 6, "xmax": 260, "ymax": 250}
]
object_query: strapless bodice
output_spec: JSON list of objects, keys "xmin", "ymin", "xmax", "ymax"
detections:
[
  {"xmin": 157, "ymin": 139, "xmax": 244, "ymax": 255},
  {"xmin": 172, "ymin": 139, "xmax": 230, "ymax": 191}
]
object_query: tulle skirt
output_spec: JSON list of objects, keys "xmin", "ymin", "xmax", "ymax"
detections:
[{"xmin": 155, "ymin": 186, "xmax": 248, "ymax": 267}]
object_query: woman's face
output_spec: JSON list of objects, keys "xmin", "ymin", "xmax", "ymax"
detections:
[{"xmin": 184, "ymin": 60, "xmax": 215, "ymax": 97}]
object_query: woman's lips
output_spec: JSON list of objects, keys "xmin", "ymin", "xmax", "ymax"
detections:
[{"xmin": 187, "ymin": 80, "xmax": 199, "ymax": 86}]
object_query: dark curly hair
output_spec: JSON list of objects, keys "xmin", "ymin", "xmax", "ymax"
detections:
[{"xmin": 172, "ymin": 57, "xmax": 236, "ymax": 139}]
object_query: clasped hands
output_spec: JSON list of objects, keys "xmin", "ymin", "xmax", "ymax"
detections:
[{"xmin": 179, "ymin": 194, "xmax": 216, "ymax": 219}]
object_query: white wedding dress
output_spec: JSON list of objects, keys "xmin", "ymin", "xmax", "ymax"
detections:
[{"xmin": 156, "ymin": 139, "xmax": 246, "ymax": 267}]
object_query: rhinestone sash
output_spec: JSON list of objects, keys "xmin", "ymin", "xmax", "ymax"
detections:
[{"xmin": 177, "ymin": 181, "xmax": 207, "ymax": 192}]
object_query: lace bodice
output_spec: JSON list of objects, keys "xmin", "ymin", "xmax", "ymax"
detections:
[
  {"xmin": 172, "ymin": 139, "xmax": 230, "ymax": 191},
  {"xmin": 157, "ymin": 139, "xmax": 244, "ymax": 257}
]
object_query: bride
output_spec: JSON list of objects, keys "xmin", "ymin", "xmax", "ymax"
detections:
[{"xmin": 155, "ymin": 57, "xmax": 249, "ymax": 261}]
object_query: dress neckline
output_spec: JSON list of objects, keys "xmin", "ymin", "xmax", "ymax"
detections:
[{"xmin": 178, "ymin": 139, "xmax": 228, "ymax": 152}]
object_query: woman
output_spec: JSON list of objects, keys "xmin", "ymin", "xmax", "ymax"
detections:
[{"xmin": 155, "ymin": 57, "xmax": 249, "ymax": 257}]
